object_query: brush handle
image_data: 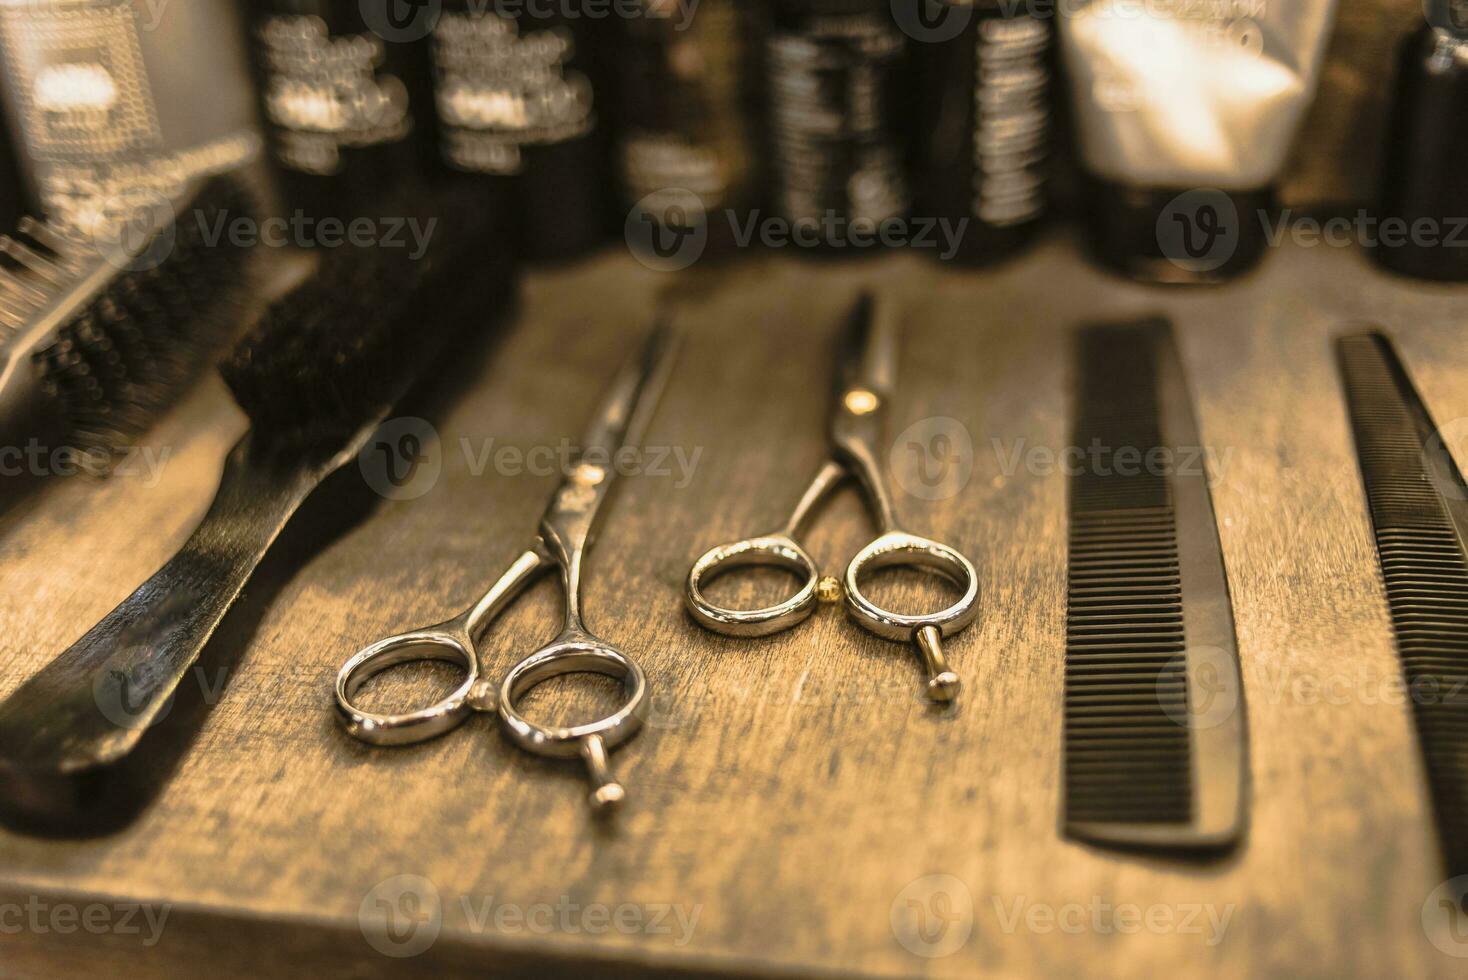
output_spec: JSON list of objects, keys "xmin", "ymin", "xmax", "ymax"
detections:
[{"xmin": 0, "ymin": 435, "xmax": 319, "ymax": 827}]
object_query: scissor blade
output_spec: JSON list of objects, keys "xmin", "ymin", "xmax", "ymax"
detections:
[
  {"xmin": 834, "ymin": 291, "xmax": 898, "ymax": 409},
  {"xmin": 577, "ymin": 318, "xmax": 680, "ymax": 466}
]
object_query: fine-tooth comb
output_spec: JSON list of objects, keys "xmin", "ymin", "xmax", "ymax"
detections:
[
  {"xmin": 1338, "ymin": 331, "xmax": 1468, "ymax": 881},
  {"xmin": 1063, "ymin": 318, "xmax": 1248, "ymax": 851},
  {"xmin": 0, "ymin": 184, "xmax": 516, "ymax": 834},
  {"xmin": 0, "ymin": 176, "xmax": 254, "ymax": 471}
]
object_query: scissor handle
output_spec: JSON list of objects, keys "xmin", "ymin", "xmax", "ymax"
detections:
[
  {"xmin": 843, "ymin": 530, "xmax": 980, "ymax": 702},
  {"xmin": 498, "ymin": 634, "xmax": 647, "ymax": 812},
  {"xmin": 335, "ymin": 548, "xmax": 550, "ymax": 746},
  {"xmin": 683, "ymin": 533, "xmax": 822, "ymax": 638},
  {"xmin": 335, "ymin": 626, "xmax": 488, "ymax": 746},
  {"xmin": 843, "ymin": 529, "xmax": 980, "ymax": 640}
]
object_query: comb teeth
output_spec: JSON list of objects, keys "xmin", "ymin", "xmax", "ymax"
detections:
[
  {"xmin": 1066, "ymin": 327, "xmax": 1193, "ymax": 826},
  {"xmin": 0, "ymin": 176, "xmax": 255, "ymax": 450},
  {"xmin": 1339, "ymin": 332, "xmax": 1468, "ymax": 879}
]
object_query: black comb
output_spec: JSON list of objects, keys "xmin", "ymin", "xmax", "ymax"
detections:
[
  {"xmin": 1338, "ymin": 331, "xmax": 1468, "ymax": 880},
  {"xmin": 0, "ymin": 186, "xmax": 515, "ymax": 833},
  {"xmin": 1063, "ymin": 318, "xmax": 1248, "ymax": 851}
]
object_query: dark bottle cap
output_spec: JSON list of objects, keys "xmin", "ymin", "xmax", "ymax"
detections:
[
  {"xmin": 1082, "ymin": 177, "xmax": 1274, "ymax": 285},
  {"xmin": 1372, "ymin": 21, "xmax": 1468, "ymax": 282}
]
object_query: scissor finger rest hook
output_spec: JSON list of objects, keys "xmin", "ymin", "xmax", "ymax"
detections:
[
  {"xmin": 497, "ymin": 639, "xmax": 648, "ymax": 813},
  {"xmin": 842, "ymin": 530, "xmax": 981, "ymax": 703}
]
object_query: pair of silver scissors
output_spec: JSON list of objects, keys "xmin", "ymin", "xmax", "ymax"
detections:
[
  {"xmin": 685, "ymin": 294, "xmax": 979, "ymax": 701},
  {"xmin": 335, "ymin": 324, "xmax": 677, "ymax": 812}
]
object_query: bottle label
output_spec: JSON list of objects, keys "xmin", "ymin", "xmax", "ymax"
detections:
[
  {"xmin": 257, "ymin": 14, "xmax": 413, "ymax": 176},
  {"xmin": 618, "ymin": 2, "xmax": 749, "ymax": 216},
  {"xmin": 0, "ymin": 0, "xmax": 258, "ymax": 231},
  {"xmin": 622, "ymin": 134, "xmax": 727, "ymax": 214},
  {"xmin": 430, "ymin": 12, "xmax": 594, "ymax": 176},
  {"xmin": 767, "ymin": 15, "xmax": 908, "ymax": 226},
  {"xmin": 973, "ymin": 16, "xmax": 1048, "ymax": 227}
]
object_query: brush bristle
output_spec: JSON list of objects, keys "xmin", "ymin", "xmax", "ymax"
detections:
[
  {"xmin": 220, "ymin": 186, "xmax": 508, "ymax": 447},
  {"xmin": 28, "ymin": 176, "xmax": 255, "ymax": 450}
]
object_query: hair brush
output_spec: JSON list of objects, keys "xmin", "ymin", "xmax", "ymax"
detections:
[
  {"xmin": 0, "ymin": 176, "xmax": 255, "ymax": 476},
  {"xmin": 0, "ymin": 186, "xmax": 515, "ymax": 832}
]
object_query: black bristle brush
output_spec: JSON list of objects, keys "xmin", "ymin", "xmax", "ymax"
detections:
[
  {"xmin": 0, "ymin": 176, "xmax": 255, "ymax": 474},
  {"xmin": 0, "ymin": 186, "xmax": 515, "ymax": 832}
]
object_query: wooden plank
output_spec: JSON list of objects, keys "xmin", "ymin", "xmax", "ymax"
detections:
[{"xmin": 0, "ymin": 239, "xmax": 1464, "ymax": 978}]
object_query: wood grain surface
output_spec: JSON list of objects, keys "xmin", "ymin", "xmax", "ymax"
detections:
[{"xmin": 0, "ymin": 235, "xmax": 1465, "ymax": 979}]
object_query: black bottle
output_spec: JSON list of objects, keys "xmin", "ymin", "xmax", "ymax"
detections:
[
  {"xmin": 909, "ymin": 1, "xmax": 1051, "ymax": 265},
  {"xmin": 248, "ymin": 0, "xmax": 434, "ymax": 221},
  {"xmin": 616, "ymin": 0, "xmax": 761, "ymax": 259},
  {"xmin": 1374, "ymin": 1, "xmax": 1468, "ymax": 282},
  {"xmin": 423, "ymin": 1, "xmax": 610, "ymax": 262},
  {"xmin": 765, "ymin": 0, "xmax": 911, "ymax": 249}
]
